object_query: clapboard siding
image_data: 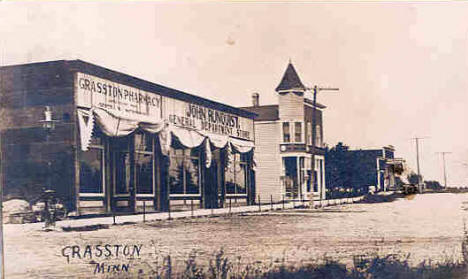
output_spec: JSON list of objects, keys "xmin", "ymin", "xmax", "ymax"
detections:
[
  {"xmin": 278, "ymin": 93, "xmax": 304, "ymax": 120},
  {"xmin": 254, "ymin": 122, "xmax": 282, "ymax": 201}
]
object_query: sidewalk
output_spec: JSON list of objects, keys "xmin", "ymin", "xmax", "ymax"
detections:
[{"xmin": 7, "ymin": 196, "xmax": 366, "ymax": 231}]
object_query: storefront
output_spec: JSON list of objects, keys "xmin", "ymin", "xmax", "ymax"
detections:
[
  {"xmin": 0, "ymin": 60, "xmax": 256, "ymax": 216},
  {"xmin": 241, "ymin": 62, "xmax": 327, "ymax": 202}
]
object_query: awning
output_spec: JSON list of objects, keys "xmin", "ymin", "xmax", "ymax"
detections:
[
  {"xmin": 77, "ymin": 108, "xmax": 166, "ymax": 151},
  {"xmin": 170, "ymin": 125, "xmax": 205, "ymax": 149},
  {"xmin": 77, "ymin": 108, "xmax": 256, "ymax": 169},
  {"xmin": 229, "ymin": 137, "xmax": 255, "ymax": 153}
]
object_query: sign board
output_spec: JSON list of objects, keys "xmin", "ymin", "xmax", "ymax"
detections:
[
  {"xmin": 75, "ymin": 72, "xmax": 162, "ymax": 122},
  {"xmin": 164, "ymin": 97, "xmax": 254, "ymax": 141}
]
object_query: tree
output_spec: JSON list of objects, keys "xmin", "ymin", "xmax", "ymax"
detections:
[
  {"xmin": 424, "ymin": 180, "xmax": 443, "ymax": 190},
  {"xmin": 407, "ymin": 172, "xmax": 422, "ymax": 185}
]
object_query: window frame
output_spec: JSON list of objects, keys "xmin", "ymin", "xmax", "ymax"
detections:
[
  {"xmin": 315, "ymin": 124, "xmax": 322, "ymax": 147},
  {"xmin": 282, "ymin": 122, "xmax": 291, "ymax": 143},
  {"xmin": 294, "ymin": 121, "xmax": 303, "ymax": 143},
  {"xmin": 134, "ymin": 132, "xmax": 156, "ymax": 197},
  {"xmin": 282, "ymin": 121, "xmax": 305, "ymax": 144},
  {"xmin": 112, "ymin": 137, "xmax": 132, "ymax": 197},
  {"xmin": 79, "ymin": 134, "xmax": 105, "ymax": 197},
  {"xmin": 169, "ymin": 148, "xmax": 202, "ymax": 197},
  {"xmin": 225, "ymin": 153, "xmax": 248, "ymax": 196}
]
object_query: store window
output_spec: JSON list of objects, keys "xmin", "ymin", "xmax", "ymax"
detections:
[
  {"xmin": 319, "ymin": 159, "xmax": 324, "ymax": 190},
  {"xmin": 295, "ymin": 122, "xmax": 302, "ymax": 142},
  {"xmin": 79, "ymin": 130, "xmax": 104, "ymax": 194},
  {"xmin": 168, "ymin": 148, "xmax": 200, "ymax": 195},
  {"xmin": 135, "ymin": 132, "xmax": 154, "ymax": 195},
  {"xmin": 113, "ymin": 137, "xmax": 131, "ymax": 195},
  {"xmin": 225, "ymin": 153, "xmax": 248, "ymax": 195},
  {"xmin": 282, "ymin": 122, "xmax": 290, "ymax": 143},
  {"xmin": 313, "ymin": 158, "xmax": 323, "ymax": 192},
  {"xmin": 313, "ymin": 170, "xmax": 318, "ymax": 192}
]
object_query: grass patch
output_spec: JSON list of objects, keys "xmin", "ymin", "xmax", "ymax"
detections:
[
  {"xmin": 139, "ymin": 223, "xmax": 468, "ymax": 278},
  {"xmin": 142, "ymin": 251, "xmax": 467, "ymax": 279}
]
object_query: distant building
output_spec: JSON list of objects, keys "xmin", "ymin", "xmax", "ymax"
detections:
[
  {"xmin": 242, "ymin": 62, "xmax": 326, "ymax": 201},
  {"xmin": 325, "ymin": 143, "xmax": 402, "ymax": 194}
]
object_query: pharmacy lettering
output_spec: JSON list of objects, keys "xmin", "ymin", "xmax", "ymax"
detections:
[
  {"xmin": 75, "ymin": 72, "xmax": 162, "ymax": 123},
  {"xmin": 166, "ymin": 98, "xmax": 253, "ymax": 140}
]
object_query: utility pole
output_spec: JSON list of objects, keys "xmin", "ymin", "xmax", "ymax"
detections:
[
  {"xmin": 411, "ymin": 137, "xmax": 427, "ymax": 191},
  {"xmin": 436, "ymin": 152, "xmax": 451, "ymax": 188},
  {"xmin": 306, "ymin": 86, "xmax": 339, "ymax": 201}
]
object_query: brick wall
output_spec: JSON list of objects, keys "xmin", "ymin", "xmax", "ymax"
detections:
[{"xmin": 0, "ymin": 61, "xmax": 77, "ymax": 209}]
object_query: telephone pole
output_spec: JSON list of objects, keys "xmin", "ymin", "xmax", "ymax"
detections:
[
  {"xmin": 436, "ymin": 152, "xmax": 451, "ymax": 188},
  {"xmin": 306, "ymin": 85, "xmax": 339, "ymax": 201},
  {"xmin": 411, "ymin": 137, "xmax": 428, "ymax": 191}
]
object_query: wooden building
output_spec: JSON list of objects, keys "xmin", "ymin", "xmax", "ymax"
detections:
[
  {"xmin": 0, "ymin": 60, "xmax": 256, "ymax": 215},
  {"xmin": 242, "ymin": 63, "xmax": 326, "ymax": 202},
  {"xmin": 325, "ymin": 143, "xmax": 399, "ymax": 194}
]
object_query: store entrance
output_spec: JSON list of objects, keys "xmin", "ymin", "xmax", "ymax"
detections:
[
  {"xmin": 283, "ymin": 157, "xmax": 299, "ymax": 199},
  {"xmin": 110, "ymin": 137, "xmax": 134, "ymax": 212}
]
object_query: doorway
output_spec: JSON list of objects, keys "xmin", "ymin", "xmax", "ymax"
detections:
[{"xmin": 283, "ymin": 157, "xmax": 299, "ymax": 199}]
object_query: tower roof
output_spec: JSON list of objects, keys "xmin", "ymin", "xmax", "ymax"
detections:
[{"xmin": 275, "ymin": 62, "xmax": 306, "ymax": 92}]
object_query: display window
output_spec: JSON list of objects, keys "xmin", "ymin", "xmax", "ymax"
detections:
[
  {"xmin": 79, "ymin": 128, "xmax": 105, "ymax": 195},
  {"xmin": 168, "ymin": 147, "xmax": 201, "ymax": 196},
  {"xmin": 113, "ymin": 137, "xmax": 131, "ymax": 196},
  {"xmin": 225, "ymin": 153, "xmax": 248, "ymax": 195},
  {"xmin": 135, "ymin": 132, "xmax": 154, "ymax": 195}
]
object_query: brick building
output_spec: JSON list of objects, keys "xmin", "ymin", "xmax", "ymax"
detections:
[
  {"xmin": 242, "ymin": 63, "xmax": 326, "ymax": 201},
  {"xmin": 0, "ymin": 60, "xmax": 257, "ymax": 215}
]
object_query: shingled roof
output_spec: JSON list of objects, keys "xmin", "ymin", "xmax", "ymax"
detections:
[
  {"xmin": 240, "ymin": 105, "xmax": 279, "ymax": 121},
  {"xmin": 275, "ymin": 62, "xmax": 306, "ymax": 92}
]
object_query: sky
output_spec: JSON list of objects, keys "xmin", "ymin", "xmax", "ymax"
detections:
[{"xmin": 1, "ymin": 1, "xmax": 468, "ymax": 186}]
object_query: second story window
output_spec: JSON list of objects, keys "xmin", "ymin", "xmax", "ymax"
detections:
[
  {"xmin": 307, "ymin": 122, "xmax": 312, "ymax": 145},
  {"xmin": 283, "ymin": 122, "xmax": 290, "ymax": 143},
  {"xmin": 294, "ymin": 122, "xmax": 302, "ymax": 142},
  {"xmin": 315, "ymin": 125, "xmax": 322, "ymax": 147}
]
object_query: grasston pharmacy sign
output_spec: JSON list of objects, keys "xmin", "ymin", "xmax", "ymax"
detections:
[{"xmin": 75, "ymin": 72, "xmax": 162, "ymax": 122}]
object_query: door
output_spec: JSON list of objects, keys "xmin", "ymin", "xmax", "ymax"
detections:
[
  {"xmin": 283, "ymin": 157, "xmax": 299, "ymax": 199},
  {"xmin": 111, "ymin": 137, "xmax": 135, "ymax": 212}
]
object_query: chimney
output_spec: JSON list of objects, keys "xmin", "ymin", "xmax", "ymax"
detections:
[{"xmin": 252, "ymin": 92, "xmax": 259, "ymax": 107}]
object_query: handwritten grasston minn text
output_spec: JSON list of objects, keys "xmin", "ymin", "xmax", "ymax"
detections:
[{"xmin": 62, "ymin": 244, "xmax": 143, "ymax": 274}]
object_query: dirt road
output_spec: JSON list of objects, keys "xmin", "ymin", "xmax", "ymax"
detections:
[{"xmin": 4, "ymin": 193, "xmax": 468, "ymax": 278}]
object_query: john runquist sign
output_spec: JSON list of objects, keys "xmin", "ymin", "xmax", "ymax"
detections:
[
  {"xmin": 75, "ymin": 72, "xmax": 162, "ymax": 122},
  {"xmin": 165, "ymin": 98, "xmax": 254, "ymax": 141}
]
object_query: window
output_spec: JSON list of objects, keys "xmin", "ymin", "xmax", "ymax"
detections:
[
  {"xmin": 282, "ymin": 122, "xmax": 290, "ymax": 143},
  {"xmin": 135, "ymin": 133, "xmax": 154, "ymax": 195},
  {"xmin": 225, "ymin": 153, "xmax": 248, "ymax": 195},
  {"xmin": 307, "ymin": 122, "xmax": 312, "ymax": 145},
  {"xmin": 299, "ymin": 157, "xmax": 305, "ymax": 196},
  {"xmin": 313, "ymin": 170, "xmax": 318, "ymax": 192},
  {"xmin": 114, "ymin": 137, "xmax": 131, "ymax": 195},
  {"xmin": 169, "ymin": 148, "xmax": 200, "ymax": 195},
  {"xmin": 295, "ymin": 122, "xmax": 302, "ymax": 142},
  {"xmin": 319, "ymin": 159, "xmax": 324, "ymax": 190},
  {"xmin": 313, "ymin": 158, "xmax": 323, "ymax": 192},
  {"xmin": 305, "ymin": 157, "xmax": 312, "ymax": 192},
  {"xmin": 79, "ymin": 132, "xmax": 104, "ymax": 194},
  {"xmin": 315, "ymin": 125, "xmax": 322, "ymax": 147}
]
